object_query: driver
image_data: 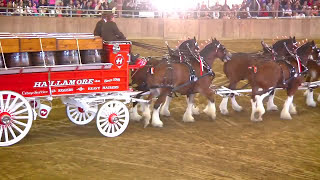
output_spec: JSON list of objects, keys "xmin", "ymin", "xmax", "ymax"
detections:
[{"xmin": 99, "ymin": 13, "xmax": 139, "ymax": 64}]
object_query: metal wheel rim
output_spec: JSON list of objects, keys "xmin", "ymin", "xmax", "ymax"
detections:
[
  {"xmin": 66, "ymin": 104, "xmax": 98, "ymax": 125},
  {"xmin": 96, "ymin": 100, "xmax": 129, "ymax": 137}
]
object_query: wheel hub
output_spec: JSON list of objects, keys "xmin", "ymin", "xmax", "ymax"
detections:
[
  {"xmin": 0, "ymin": 112, "xmax": 12, "ymax": 125},
  {"xmin": 108, "ymin": 113, "xmax": 119, "ymax": 124},
  {"xmin": 78, "ymin": 107, "xmax": 84, "ymax": 113}
]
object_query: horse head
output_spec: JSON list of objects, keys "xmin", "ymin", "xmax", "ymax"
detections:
[
  {"xmin": 178, "ymin": 36, "xmax": 200, "ymax": 57},
  {"xmin": 210, "ymin": 38, "xmax": 231, "ymax": 62},
  {"xmin": 273, "ymin": 36, "xmax": 297, "ymax": 56}
]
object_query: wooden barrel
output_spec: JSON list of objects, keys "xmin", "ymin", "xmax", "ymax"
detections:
[
  {"xmin": 55, "ymin": 50, "xmax": 79, "ymax": 65},
  {"xmin": 4, "ymin": 52, "xmax": 30, "ymax": 67},
  {"xmin": 30, "ymin": 51, "xmax": 56, "ymax": 66},
  {"xmin": 80, "ymin": 49, "xmax": 105, "ymax": 64}
]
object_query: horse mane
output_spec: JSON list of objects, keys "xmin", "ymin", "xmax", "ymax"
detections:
[
  {"xmin": 273, "ymin": 38, "xmax": 292, "ymax": 48},
  {"xmin": 297, "ymin": 41, "xmax": 313, "ymax": 55},
  {"xmin": 200, "ymin": 41, "xmax": 216, "ymax": 57}
]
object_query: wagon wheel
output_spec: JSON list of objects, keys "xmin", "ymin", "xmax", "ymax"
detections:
[
  {"xmin": 0, "ymin": 91, "xmax": 33, "ymax": 146},
  {"xmin": 66, "ymin": 104, "xmax": 98, "ymax": 125},
  {"xmin": 96, "ymin": 100, "xmax": 129, "ymax": 137}
]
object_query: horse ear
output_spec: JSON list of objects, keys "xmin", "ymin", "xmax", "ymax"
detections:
[
  {"xmin": 193, "ymin": 36, "xmax": 196, "ymax": 41},
  {"xmin": 312, "ymin": 40, "xmax": 315, "ymax": 45},
  {"xmin": 293, "ymin": 36, "xmax": 296, "ymax": 40}
]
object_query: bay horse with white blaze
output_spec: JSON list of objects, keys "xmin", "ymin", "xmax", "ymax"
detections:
[{"xmin": 143, "ymin": 39, "xmax": 231, "ymax": 127}]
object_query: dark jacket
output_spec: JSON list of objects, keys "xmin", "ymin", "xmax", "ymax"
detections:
[
  {"xmin": 101, "ymin": 21, "xmax": 126, "ymax": 41},
  {"xmin": 93, "ymin": 19, "xmax": 105, "ymax": 36}
]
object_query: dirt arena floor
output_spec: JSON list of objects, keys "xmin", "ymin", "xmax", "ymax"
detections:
[{"xmin": 1, "ymin": 39, "xmax": 320, "ymax": 179}]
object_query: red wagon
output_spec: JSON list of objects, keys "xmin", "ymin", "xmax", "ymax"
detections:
[{"xmin": 0, "ymin": 33, "xmax": 147, "ymax": 146}]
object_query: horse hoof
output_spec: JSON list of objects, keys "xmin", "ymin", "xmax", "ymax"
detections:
[
  {"xmin": 254, "ymin": 111, "xmax": 260, "ymax": 119},
  {"xmin": 220, "ymin": 109, "xmax": 229, "ymax": 115},
  {"xmin": 267, "ymin": 105, "xmax": 278, "ymax": 111},
  {"xmin": 160, "ymin": 109, "xmax": 171, "ymax": 117},
  {"xmin": 144, "ymin": 122, "xmax": 149, "ymax": 128},
  {"xmin": 306, "ymin": 101, "xmax": 317, "ymax": 107},
  {"xmin": 280, "ymin": 112, "xmax": 292, "ymax": 120},
  {"xmin": 232, "ymin": 105, "xmax": 243, "ymax": 112},
  {"xmin": 152, "ymin": 121, "xmax": 163, "ymax": 128},
  {"xmin": 183, "ymin": 116, "xmax": 195, "ymax": 123},
  {"xmin": 130, "ymin": 113, "xmax": 142, "ymax": 122},
  {"xmin": 251, "ymin": 118, "xmax": 263, "ymax": 122}
]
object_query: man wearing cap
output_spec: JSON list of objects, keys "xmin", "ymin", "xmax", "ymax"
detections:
[
  {"xmin": 93, "ymin": 12, "xmax": 108, "ymax": 37},
  {"xmin": 101, "ymin": 13, "xmax": 126, "ymax": 41}
]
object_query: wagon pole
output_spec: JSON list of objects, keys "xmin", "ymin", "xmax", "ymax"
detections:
[
  {"xmin": 0, "ymin": 41, "xmax": 8, "ymax": 70},
  {"xmin": 39, "ymin": 37, "xmax": 46, "ymax": 67},
  {"xmin": 76, "ymin": 38, "xmax": 82, "ymax": 65}
]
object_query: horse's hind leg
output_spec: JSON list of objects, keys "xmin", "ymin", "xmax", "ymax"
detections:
[
  {"xmin": 143, "ymin": 89, "xmax": 160, "ymax": 128},
  {"xmin": 202, "ymin": 90, "xmax": 216, "ymax": 120},
  {"xmin": 219, "ymin": 96, "xmax": 229, "ymax": 115},
  {"xmin": 188, "ymin": 94, "xmax": 200, "ymax": 115},
  {"xmin": 267, "ymin": 89, "xmax": 278, "ymax": 111},
  {"xmin": 160, "ymin": 96, "xmax": 172, "ymax": 116},
  {"xmin": 130, "ymin": 102, "xmax": 142, "ymax": 122},
  {"xmin": 280, "ymin": 96, "xmax": 294, "ymax": 120},
  {"xmin": 231, "ymin": 94, "xmax": 243, "ymax": 112},
  {"xmin": 183, "ymin": 94, "xmax": 196, "ymax": 122}
]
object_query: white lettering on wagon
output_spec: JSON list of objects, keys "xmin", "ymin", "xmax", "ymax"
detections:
[
  {"xmin": 102, "ymin": 86, "xmax": 119, "ymax": 90},
  {"xmin": 58, "ymin": 88, "xmax": 73, "ymax": 92},
  {"xmin": 88, "ymin": 87, "xmax": 100, "ymax": 91},
  {"xmin": 33, "ymin": 79, "xmax": 94, "ymax": 88},
  {"xmin": 104, "ymin": 78, "xmax": 121, "ymax": 83},
  {"xmin": 22, "ymin": 90, "xmax": 48, "ymax": 96}
]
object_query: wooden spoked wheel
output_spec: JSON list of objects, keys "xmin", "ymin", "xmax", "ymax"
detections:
[
  {"xmin": 0, "ymin": 91, "xmax": 33, "ymax": 146},
  {"xmin": 66, "ymin": 104, "xmax": 98, "ymax": 125},
  {"xmin": 96, "ymin": 100, "xmax": 129, "ymax": 137}
]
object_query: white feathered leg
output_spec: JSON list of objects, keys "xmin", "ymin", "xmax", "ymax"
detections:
[
  {"xmin": 204, "ymin": 101, "xmax": 216, "ymax": 120},
  {"xmin": 183, "ymin": 97, "xmax": 195, "ymax": 122},
  {"xmin": 151, "ymin": 105, "xmax": 164, "ymax": 127},
  {"xmin": 250, "ymin": 99, "xmax": 257, "ymax": 121},
  {"xmin": 160, "ymin": 96, "xmax": 172, "ymax": 116},
  {"xmin": 129, "ymin": 104, "xmax": 142, "ymax": 122},
  {"xmin": 267, "ymin": 90, "xmax": 278, "ymax": 111},
  {"xmin": 219, "ymin": 97, "xmax": 229, "ymax": 115},
  {"xmin": 231, "ymin": 95, "xmax": 243, "ymax": 112},
  {"xmin": 289, "ymin": 103, "xmax": 297, "ymax": 115},
  {"xmin": 280, "ymin": 96, "xmax": 293, "ymax": 120},
  {"xmin": 306, "ymin": 89, "xmax": 317, "ymax": 107},
  {"xmin": 143, "ymin": 104, "xmax": 151, "ymax": 128}
]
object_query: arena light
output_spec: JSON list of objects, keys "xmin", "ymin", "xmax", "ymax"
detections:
[{"xmin": 152, "ymin": 0, "xmax": 198, "ymax": 11}]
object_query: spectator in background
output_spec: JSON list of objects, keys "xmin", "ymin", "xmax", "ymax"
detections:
[
  {"xmin": 273, "ymin": 0, "xmax": 280, "ymax": 17},
  {"xmin": 259, "ymin": 3, "xmax": 269, "ymax": 16},
  {"xmin": 32, "ymin": 2, "xmax": 38, "ymax": 16},
  {"xmin": 26, "ymin": 1, "xmax": 33, "ymax": 15},
  {"xmin": 283, "ymin": 4, "xmax": 292, "ymax": 16},
  {"xmin": 6, "ymin": 1, "xmax": 14, "ymax": 15},
  {"xmin": 0, "ymin": 1, "xmax": 6, "ymax": 15}
]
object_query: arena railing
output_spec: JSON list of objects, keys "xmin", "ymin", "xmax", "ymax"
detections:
[{"xmin": 0, "ymin": 6, "xmax": 319, "ymax": 19}]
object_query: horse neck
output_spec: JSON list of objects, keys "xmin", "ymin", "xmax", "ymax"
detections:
[
  {"xmin": 199, "ymin": 48, "xmax": 216, "ymax": 68},
  {"xmin": 273, "ymin": 39, "xmax": 288, "ymax": 48},
  {"xmin": 297, "ymin": 43, "xmax": 312, "ymax": 61}
]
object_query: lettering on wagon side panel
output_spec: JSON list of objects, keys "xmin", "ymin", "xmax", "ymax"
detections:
[{"xmin": 33, "ymin": 79, "xmax": 94, "ymax": 88}]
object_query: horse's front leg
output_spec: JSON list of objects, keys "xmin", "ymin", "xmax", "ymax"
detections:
[
  {"xmin": 267, "ymin": 89, "xmax": 278, "ymax": 111},
  {"xmin": 143, "ymin": 89, "xmax": 160, "ymax": 128},
  {"xmin": 160, "ymin": 96, "xmax": 172, "ymax": 116},
  {"xmin": 306, "ymin": 89, "xmax": 317, "ymax": 107},
  {"xmin": 152, "ymin": 89, "xmax": 170, "ymax": 127},
  {"xmin": 183, "ymin": 94, "xmax": 196, "ymax": 122}
]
